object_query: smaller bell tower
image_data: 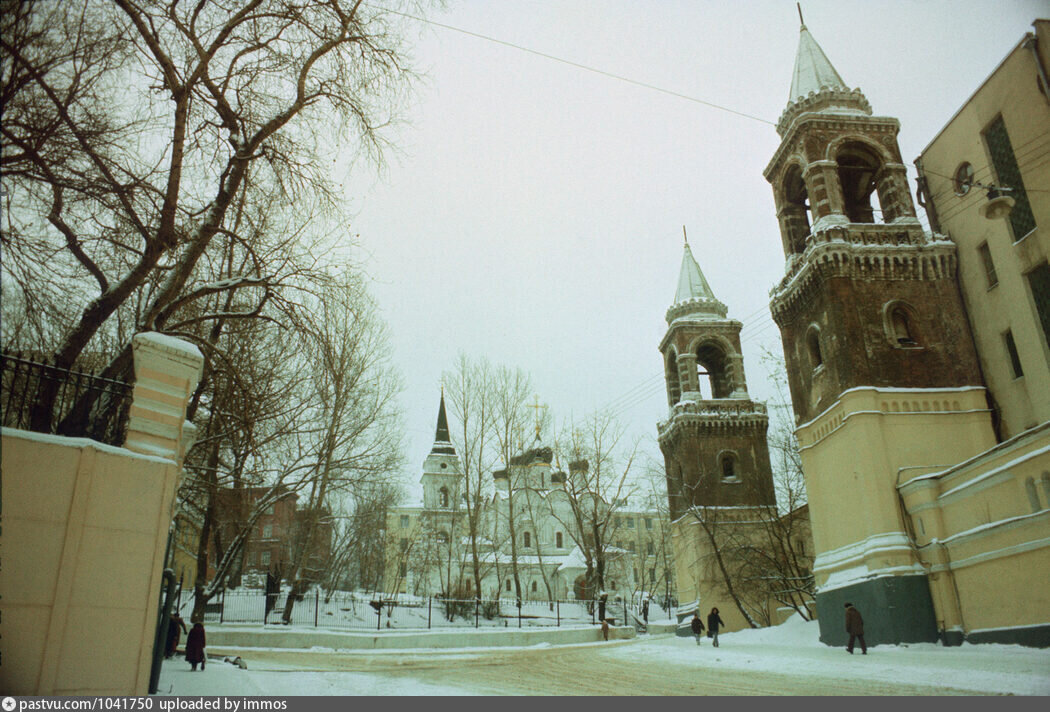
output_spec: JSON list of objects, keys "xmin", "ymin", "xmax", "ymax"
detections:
[
  {"xmin": 421, "ymin": 390, "xmax": 462, "ymax": 511},
  {"xmin": 658, "ymin": 233, "xmax": 775, "ymax": 630}
]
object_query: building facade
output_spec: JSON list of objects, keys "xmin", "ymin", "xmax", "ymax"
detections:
[
  {"xmin": 384, "ymin": 394, "xmax": 676, "ymax": 606},
  {"xmin": 763, "ymin": 18, "xmax": 1050, "ymax": 647}
]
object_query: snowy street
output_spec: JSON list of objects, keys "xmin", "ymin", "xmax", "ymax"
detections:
[{"xmin": 159, "ymin": 617, "xmax": 1050, "ymax": 696}]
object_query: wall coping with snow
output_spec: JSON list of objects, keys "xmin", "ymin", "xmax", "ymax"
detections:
[{"xmin": 205, "ymin": 624, "xmax": 636, "ymax": 651}]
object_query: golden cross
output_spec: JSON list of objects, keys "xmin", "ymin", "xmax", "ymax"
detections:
[{"xmin": 526, "ymin": 395, "xmax": 547, "ymax": 440}]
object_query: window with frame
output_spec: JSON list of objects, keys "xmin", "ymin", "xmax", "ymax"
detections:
[
  {"xmin": 506, "ymin": 579, "xmax": 512, "ymax": 592},
  {"xmin": 806, "ymin": 327, "xmax": 823, "ymax": 370},
  {"xmin": 531, "ymin": 581, "xmax": 538, "ymax": 593},
  {"xmin": 1026, "ymin": 262, "xmax": 1050, "ymax": 350},
  {"xmin": 721, "ymin": 453, "xmax": 739, "ymax": 482},
  {"xmin": 555, "ymin": 531, "xmax": 563, "ymax": 548},
  {"xmin": 647, "ymin": 541, "xmax": 654, "ymax": 555},
  {"xmin": 399, "ymin": 515, "xmax": 409, "ymax": 528},
  {"xmin": 1004, "ymin": 330, "xmax": 1024, "ymax": 379},
  {"xmin": 983, "ymin": 116, "xmax": 1036, "ymax": 241},
  {"xmin": 644, "ymin": 518, "xmax": 653, "ymax": 531},
  {"xmin": 262, "ymin": 524, "xmax": 273, "ymax": 539},
  {"xmin": 978, "ymin": 243, "xmax": 998, "ymax": 288},
  {"xmin": 523, "ymin": 531, "xmax": 531, "ymax": 548},
  {"xmin": 627, "ymin": 518, "xmax": 634, "ymax": 529},
  {"xmin": 261, "ymin": 551, "xmax": 271, "ymax": 566}
]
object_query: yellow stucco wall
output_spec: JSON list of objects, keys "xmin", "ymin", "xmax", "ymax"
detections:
[{"xmin": 0, "ymin": 429, "xmax": 181, "ymax": 695}]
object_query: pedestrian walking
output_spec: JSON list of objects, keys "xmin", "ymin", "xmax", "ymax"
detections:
[
  {"xmin": 185, "ymin": 621, "xmax": 207, "ymax": 671},
  {"xmin": 642, "ymin": 597, "xmax": 650, "ymax": 624},
  {"xmin": 690, "ymin": 611, "xmax": 705, "ymax": 645},
  {"xmin": 844, "ymin": 602, "xmax": 866, "ymax": 655},
  {"xmin": 598, "ymin": 592, "xmax": 608, "ymax": 623},
  {"xmin": 601, "ymin": 618, "xmax": 610, "ymax": 641},
  {"xmin": 707, "ymin": 607, "xmax": 725, "ymax": 647},
  {"xmin": 165, "ymin": 612, "xmax": 187, "ymax": 659}
]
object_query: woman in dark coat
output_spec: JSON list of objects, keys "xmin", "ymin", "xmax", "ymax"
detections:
[
  {"xmin": 690, "ymin": 611, "xmax": 705, "ymax": 645},
  {"xmin": 185, "ymin": 621, "xmax": 206, "ymax": 670},
  {"xmin": 844, "ymin": 602, "xmax": 866, "ymax": 654},
  {"xmin": 165, "ymin": 613, "xmax": 187, "ymax": 659},
  {"xmin": 707, "ymin": 607, "xmax": 726, "ymax": 647}
]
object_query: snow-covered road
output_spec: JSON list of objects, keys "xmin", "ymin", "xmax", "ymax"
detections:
[{"xmin": 159, "ymin": 616, "xmax": 1050, "ymax": 696}]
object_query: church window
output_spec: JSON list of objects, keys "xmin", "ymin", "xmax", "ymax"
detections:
[
  {"xmin": 806, "ymin": 327, "xmax": 823, "ymax": 370},
  {"xmin": 556, "ymin": 532, "xmax": 563, "ymax": 548},
  {"xmin": 399, "ymin": 515, "xmax": 409, "ymax": 528},
  {"xmin": 523, "ymin": 532, "xmax": 531, "ymax": 548},
  {"xmin": 666, "ymin": 351, "xmax": 682, "ymax": 406},
  {"xmin": 647, "ymin": 541, "xmax": 654, "ymax": 555},
  {"xmin": 627, "ymin": 518, "xmax": 634, "ymax": 529},
  {"xmin": 696, "ymin": 340, "xmax": 732, "ymax": 398},
  {"xmin": 1004, "ymin": 330, "xmax": 1024, "ymax": 379},
  {"xmin": 983, "ymin": 116, "xmax": 1036, "ymax": 241},
  {"xmin": 720, "ymin": 452, "xmax": 739, "ymax": 482},
  {"xmin": 978, "ymin": 243, "xmax": 998, "ymax": 288},
  {"xmin": 440, "ymin": 462, "xmax": 447, "ymax": 469},
  {"xmin": 1026, "ymin": 262, "xmax": 1050, "ymax": 350},
  {"xmin": 645, "ymin": 518, "xmax": 653, "ymax": 530},
  {"xmin": 889, "ymin": 306, "xmax": 918, "ymax": 346},
  {"xmin": 439, "ymin": 487, "xmax": 449, "ymax": 508},
  {"xmin": 782, "ymin": 163, "xmax": 812, "ymax": 254},
  {"xmin": 506, "ymin": 579, "xmax": 512, "ymax": 592},
  {"xmin": 531, "ymin": 581, "xmax": 538, "ymax": 593},
  {"xmin": 835, "ymin": 142, "xmax": 883, "ymax": 224},
  {"xmin": 262, "ymin": 524, "xmax": 273, "ymax": 539},
  {"xmin": 1025, "ymin": 477, "xmax": 1041, "ymax": 513}
]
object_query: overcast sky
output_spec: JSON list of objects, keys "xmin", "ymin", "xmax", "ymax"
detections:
[{"xmin": 342, "ymin": 0, "xmax": 1047, "ymax": 500}]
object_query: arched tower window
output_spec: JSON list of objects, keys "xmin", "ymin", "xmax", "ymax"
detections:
[
  {"xmin": 836, "ymin": 142, "xmax": 883, "ymax": 224},
  {"xmin": 523, "ymin": 531, "xmax": 531, "ymax": 548},
  {"xmin": 439, "ymin": 487, "xmax": 449, "ymax": 508},
  {"xmin": 806, "ymin": 326, "xmax": 823, "ymax": 370},
  {"xmin": 666, "ymin": 350, "xmax": 682, "ymax": 406},
  {"xmin": 720, "ymin": 451, "xmax": 740, "ymax": 482},
  {"xmin": 556, "ymin": 531, "xmax": 563, "ymax": 548},
  {"xmin": 696, "ymin": 341, "xmax": 732, "ymax": 399},
  {"xmin": 781, "ymin": 163, "xmax": 811, "ymax": 255},
  {"xmin": 884, "ymin": 301, "xmax": 921, "ymax": 347}
]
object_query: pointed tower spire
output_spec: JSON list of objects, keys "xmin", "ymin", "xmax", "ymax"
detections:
[
  {"xmin": 777, "ymin": 17, "xmax": 871, "ymax": 136},
  {"xmin": 666, "ymin": 232, "xmax": 728, "ymax": 324},
  {"xmin": 430, "ymin": 390, "xmax": 455, "ymax": 455}
]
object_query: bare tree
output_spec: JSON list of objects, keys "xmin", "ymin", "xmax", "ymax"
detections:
[{"xmin": 1, "ymin": 0, "xmax": 418, "ymax": 424}]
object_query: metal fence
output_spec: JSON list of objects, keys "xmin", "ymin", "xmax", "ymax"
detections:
[
  {"xmin": 1, "ymin": 351, "xmax": 133, "ymax": 446},
  {"xmin": 196, "ymin": 590, "xmax": 631, "ymax": 630}
]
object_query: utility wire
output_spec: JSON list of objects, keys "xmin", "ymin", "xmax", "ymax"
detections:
[{"xmin": 377, "ymin": 5, "xmax": 776, "ymax": 127}]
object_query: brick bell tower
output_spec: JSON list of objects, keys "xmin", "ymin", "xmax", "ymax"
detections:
[
  {"xmin": 658, "ymin": 233, "xmax": 775, "ymax": 629},
  {"xmin": 764, "ymin": 20, "xmax": 996, "ymax": 645}
]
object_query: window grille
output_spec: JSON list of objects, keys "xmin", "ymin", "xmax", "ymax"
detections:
[{"xmin": 984, "ymin": 116, "xmax": 1036, "ymax": 240}]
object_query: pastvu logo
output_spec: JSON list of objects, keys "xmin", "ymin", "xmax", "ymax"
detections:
[{"xmin": 2, "ymin": 696, "xmax": 16, "ymax": 711}]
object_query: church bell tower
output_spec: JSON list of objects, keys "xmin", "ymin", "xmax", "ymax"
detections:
[
  {"xmin": 658, "ymin": 234, "xmax": 775, "ymax": 628},
  {"xmin": 764, "ymin": 19, "xmax": 996, "ymax": 645}
]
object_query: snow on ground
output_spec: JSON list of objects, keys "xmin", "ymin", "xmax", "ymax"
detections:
[
  {"xmin": 158, "ymin": 658, "xmax": 481, "ymax": 696},
  {"xmin": 608, "ymin": 615, "xmax": 1050, "ymax": 696},
  {"xmin": 160, "ymin": 614, "xmax": 1050, "ymax": 695}
]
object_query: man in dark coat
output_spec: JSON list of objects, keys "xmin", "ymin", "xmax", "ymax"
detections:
[
  {"xmin": 690, "ymin": 611, "xmax": 705, "ymax": 645},
  {"xmin": 845, "ymin": 602, "xmax": 866, "ymax": 654},
  {"xmin": 642, "ymin": 597, "xmax": 650, "ymax": 624},
  {"xmin": 185, "ymin": 621, "xmax": 207, "ymax": 670},
  {"xmin": 707, "ymin": 607, "xmax": 726, "ymax": 648},
  {"xmin": 165, "ymin": 613, "xmax": 187, "ymax": 658}
]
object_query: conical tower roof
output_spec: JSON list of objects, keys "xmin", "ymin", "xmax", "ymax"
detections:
[
  {"xmin": 776, "ymin": 21, "xmax": 871, "ymax": 136},
  {"xmin": 666, "ymin": 237, "xmax": 727, "ymax": 324},
  {"xmin": 789, "ymin": 24, "xmax": 848, "ymax": 102},
  {"xmin": 430, "ymin": 391, "xmax": 456, "ymax": 456}
]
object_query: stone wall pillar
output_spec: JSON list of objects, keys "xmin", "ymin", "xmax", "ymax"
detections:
[
  {"xmin": 676, "ymin": 352, "xmax": 699, "ymax": 398},
  {"xmin": 877, "ymin": 163, "xmax": 917, "ymax": 221},
  {"xmin": 805, "ymin": 160, "xmax": 844, "ymax": 219},
  {"xmin": 125, "ymin": 332, "xmax": 204, "ymax": 465}
]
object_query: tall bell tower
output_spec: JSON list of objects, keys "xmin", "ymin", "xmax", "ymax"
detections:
[
  {"xmin": 658, "ymin": 234, "xmax": 775, "ymax": 630},
  {"xmin": 764, "ymin": 19, "xmax": 996, "ymax": 645}
]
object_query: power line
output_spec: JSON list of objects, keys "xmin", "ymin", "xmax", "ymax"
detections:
[{"xmin": 376, "ymin": 5, "xmax": 776, "ymax": 127}]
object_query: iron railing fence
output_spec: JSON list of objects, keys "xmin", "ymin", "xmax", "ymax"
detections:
[
  {"xmin": 198, "ymin": 590, "xmax": 614, "ymax": 630},
  {"xmin": 1, "ymin": 351, "xmax": 133, "ymax": 446}
]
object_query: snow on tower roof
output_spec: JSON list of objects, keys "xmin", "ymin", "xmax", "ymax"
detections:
[
  {"xmin": 789, "ymin": 24, "xmax": 848, "ymax": 102},
  {"xmin": 429, "ymin": 391, "xmax": 456, "ymax": 456},
  {"xmin": 665, "ymin": 237, "xmax": 728, "ymax": 324}
]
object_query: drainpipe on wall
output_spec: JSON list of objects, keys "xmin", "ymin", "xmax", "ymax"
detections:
[
  {"xmin": 1024, "ymin": 31, "xmax": 1050, "ymax": 106},
  {"xmin": 149, "ymin": 568, "xmax": 178, "ymax": 694}
]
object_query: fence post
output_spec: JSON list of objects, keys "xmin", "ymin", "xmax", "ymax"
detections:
[
  {"xmin": 377, "ymin": 604, "xmax": 382, "ymax": 631},
  {"xmin": 557, "ymin": 599, "xmax": 560, "ymax": 627},
  {"xmin": 220, "ymin": 589, "xmax": 225, "ymax": 624},
  {"xmin": 428, "ymin": 596, "xmax": 432, "ymax": 630},
  {"xmin": 517, "ymin": 598, "xmax": 522, "ymax": 628},
  {"xmin": 314, "ymin": 590, "xmax": 319, "ymax": 628},
  {"xmin": 591, "ymin": 600, "xmax": 595, "ymax": 625},
  {"xmin": 475, "ymin": 599, "xmax": 479, "ymax": 628},
  {"xmin": 623, "ymin": 599, "xmax": 628, "ymax": 630}
]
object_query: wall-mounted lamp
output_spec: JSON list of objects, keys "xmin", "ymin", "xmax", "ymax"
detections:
[{"xmin": 978, "ymin": 185, "xmax": 1015, "ymax": 220}]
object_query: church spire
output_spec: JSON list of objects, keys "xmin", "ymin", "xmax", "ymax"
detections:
[
  {"xmin": 430, "ymin": 390, "xmax": 455, "ymax": 455},
  {"xmin": 666, "ymin": 231, "xmax": 728, "ymax": 324},
  {"xmin": 776, "ymin": 17, "xmax": 871, "ymax": 136},
  {"xmin": 789, "ymin": 23, "xmax": 848, "ymax": 103}
]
